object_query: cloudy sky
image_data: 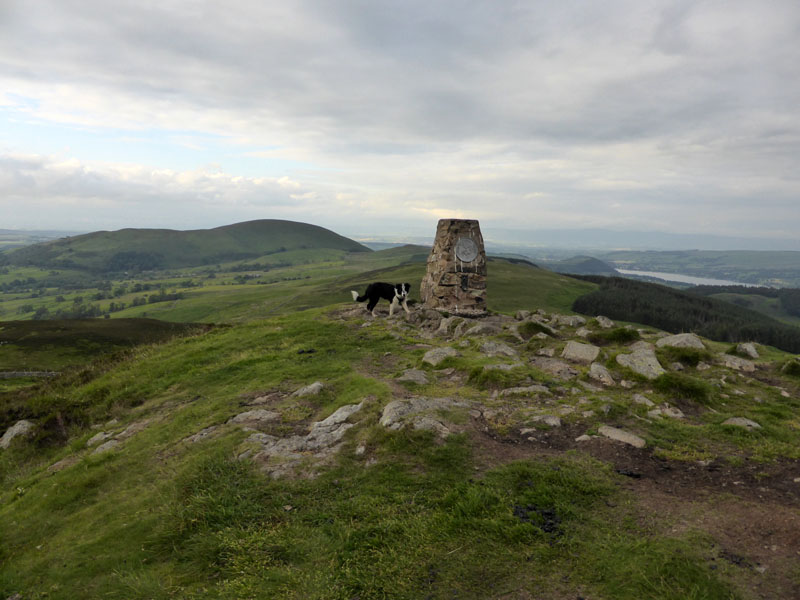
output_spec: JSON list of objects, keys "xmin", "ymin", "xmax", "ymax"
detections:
[{"xmin": 1, "ymin": 0, "xmax": 799, "ymax": 247}]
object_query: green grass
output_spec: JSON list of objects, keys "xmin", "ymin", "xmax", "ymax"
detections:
[{"xmin": 0, "ymin": 307, "xmax": 749, "ymax": 599}]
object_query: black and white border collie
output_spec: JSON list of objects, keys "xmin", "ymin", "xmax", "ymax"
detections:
[{"xmin": 351, "ymin": 282, "xmax": 411, "ymax": 317}]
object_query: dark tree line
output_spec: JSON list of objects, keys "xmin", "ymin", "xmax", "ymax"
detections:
[
  {"xmin": 571, "ymin": 276, "xmax": 800, "ymax": 353},
  {"xmin": 687, "ymin": 285, "xmax": 800, "ymax": 318}
]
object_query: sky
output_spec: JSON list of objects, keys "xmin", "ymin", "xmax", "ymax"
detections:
[{"xmin": 1, "ymin": 0, "xmax": 799, "ymax": 248}]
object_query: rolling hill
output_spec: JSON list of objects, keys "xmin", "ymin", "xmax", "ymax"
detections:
[{"xmin": 1, "ymin": 220, "xmax": 371, "ymax": 273}]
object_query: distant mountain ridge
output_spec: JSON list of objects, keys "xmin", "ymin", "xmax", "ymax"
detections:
[{"xmin": 1, "ymin": 220, "xmax": 371, "ymax": 273}]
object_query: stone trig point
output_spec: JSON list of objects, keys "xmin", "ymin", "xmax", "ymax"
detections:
[{"xmin": 420, "ymin": 219, "xmax": 487, "ymax": 317}]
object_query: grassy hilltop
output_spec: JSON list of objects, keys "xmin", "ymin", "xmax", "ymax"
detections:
[
  {"xmin": 1, "ymin": 222, "xmax": 800, "ymax": 599},
  {"xmin": 1, "ymin": 220, "xmax": 370, "ymax": 273}
]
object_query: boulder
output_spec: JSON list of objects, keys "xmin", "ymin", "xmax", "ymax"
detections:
[
  {"xmin": 515, "ymin": 310, "xmax": 531, "ymax": 321},
  {"xmin": 656, "ymin": 333, "xmax": 705, "ymax": 350},
  {"xmin": 561, "ymin": 341, "xmax": 600, "ymax": 364},
  {"xmin": 598, "ymin": 425, "xmax": 646, "ymax": 448},
  {"xmin": 0, "ymin": 420, "xmax": 35, "ymax": 449},
  {"xmin": 736, "ymin": 342, "xmax": 759, "ymax": 359},
  {"xmin": 616, "ymin": 347, "xmax": 665, "ymax": 380},
  {"xmin": 422, "ymin": 347, "xmax": 458, "ymax": 366},
  {"xmin": 379, "ymin": 397, "xmax": 464, "ymax": 435},
  {"xmin": 596, "ymin": 316, "xmax": 615, "ymax": 329},
  {"xmin": 551, "ymin": 314, "xmax": 586, "ymax": 327},
  {"xmin": 588, "ymin": 362, "xmax": 615, "ymax": 386}
]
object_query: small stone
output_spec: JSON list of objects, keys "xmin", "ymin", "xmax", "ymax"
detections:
[
  {"xmin": 620, "ymin": 380, "xmax": 635, "ymax": 389},
  {"xmin": 576, "ymin": 327, "xmax": 592, "ymax": 338},
  {"xmin": 648, "ymin": 404, "xmax": 684, "ymax": 419},
  {"xmin": 515, "ymin": 310, "xmax": 531, "ymax": 320},
  {"xmin": 187, "ymin": 426, "xmax": 219, "ymax": 443},
  {"xmin": 537, "ymin": 347, "xmax": 555, "ymax": 357},
  {"xmin": 283, "ymin": 505, "xmax": 293, "ymax": 511},
  {"xmin": 781, "ymin": 390, "xmax": 791, "ymax": 398},
  {"xmin": 598, "ymin": 425, "xmax": 646, "ymax": 448},
  {"xmin": 670, "ymin": 362, "xmax": 685, "ymax": 371},
  {"xmin": 575, "ymin": 434, "xmax": 593, "ymax": 442},
  {"xmin": 633, "ymin": 394, "xmax": 655, "ymax": 407},
  {"xmin": 355, "ymin": 444, "xmax": 366, "ymax": 456},
  {"xmin": 697, "ymin": 362, "xmax": 712, "ymax": 371},
  {"xmin": 722, "ymin": 417, "xmax": 761, "ymax": 430}
]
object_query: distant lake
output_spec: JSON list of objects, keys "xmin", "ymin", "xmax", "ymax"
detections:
[{"xmin": 616, "ymin": 269, "xmax": 760, "ymax": 287}]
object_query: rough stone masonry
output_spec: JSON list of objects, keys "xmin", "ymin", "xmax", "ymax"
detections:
[{"xmin": 420, "ymin": 219, "xmax": 487, "ymax": 316}]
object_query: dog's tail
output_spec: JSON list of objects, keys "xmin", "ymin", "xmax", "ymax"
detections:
[{"xmin": 351, "ymin": 290, "xmax": 363, "ymax": 302}]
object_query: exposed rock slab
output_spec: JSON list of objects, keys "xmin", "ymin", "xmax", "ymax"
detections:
[
  {"xmin": 551, "ymin": 314, "xmax": 586, "ymax": 327},
  {"xmin": 498, "ymin": 384, "xmax": 550, "ymax": 397},
  {"xmin": 422, "ymin": 347, "xmax": 458, "ymax": 366},
  {"xmin": 228, "ymin": 409, "xmax": 280, "ymax": 425},
  {"xmin": 291, "ymin": 381, "xmax": 325, "ymax": 398},
  {"xmin": 656, "ymin": 333, "xmax": 705, "ymax": 350},
  {"xmin": 722, "ymin": 417, "xmax": 761, "ymax": 430},
  {"xmin": 616, "ymin": 347, "xmax": 665, "ymax": 380},
  {"xmin": 480, "ymin": 341, "xmax": 517, "ymax": 358},
  {"xmin": 245, "ymin": 401, "xmax": 365, "ymax": 477},
  {"xmin": 531, "ymin": 357, "xmax": 578, "ymax": 380},
  {"xmin": 598, "ymin": 425, "xmax": 646, "ymax": 448},
  {"xmin": 397, "ymin": 368, "xmax": 430, "ymax": 385},
  {"xmin": 719, "ymin": 355, "xmax": 756, "ymax": 372}
]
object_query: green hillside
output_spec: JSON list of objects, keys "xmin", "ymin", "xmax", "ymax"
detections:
[
  {"xmin": 3, "ymin": 301, "xmax": 799, "ymax": 598},
  {"xmin": 1, "ymin": 220, "xmax": 370, "ymax": 274}
]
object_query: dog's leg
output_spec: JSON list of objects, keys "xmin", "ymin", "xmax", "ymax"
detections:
[
  {"xmin": 402, "ymin": 299, "xmax": 410, "ymax": 314},
  {"xmin": 367, "ymin": 298, "xmax": 378, "ymax": 316},
  {"xmin": 389, "ymin": 297, "xmax": 398, "ymax": 316}
]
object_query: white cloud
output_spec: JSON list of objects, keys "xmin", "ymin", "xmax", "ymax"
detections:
[{"xmin": 0, "ymin": 0, "xmax": 798, "ymax": 243}]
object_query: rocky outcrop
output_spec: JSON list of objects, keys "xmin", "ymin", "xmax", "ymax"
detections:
[
  {"xmin": 736, "ymin": 343, "xmax": 759, "ymax": 359},
  {"xmin": 244, "ymin": 401, "xmax": 365, "ymax": 477}
]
